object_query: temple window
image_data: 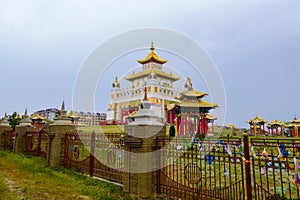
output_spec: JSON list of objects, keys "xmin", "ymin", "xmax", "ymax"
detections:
[{"xmin": 154, "ymin": 86, "xmax": 158, "ymax": 93}]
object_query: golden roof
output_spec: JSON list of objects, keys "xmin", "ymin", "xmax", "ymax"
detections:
[
  {"xmin": 268, "ymin": 119, "xmax": 284, "ymax": 126},
  {"xmin": 175, "ymin": 90, "xmax": 207, "ymax": 100},
  {"xmin": 124, "ymin": 69, "xmax": 180, "ymax": 81},
  {"xmin": 30, "ymin": 113, "xmax": 46, "ymax": 120},
  {"xmin": 66, "ymin": 110, "xmax": 80, "ymax": 119},
  {"xmin": 167, "ymin": 103, "xmax": 176, "ymax": 111},
  {"xmin": 127, "ymin": 111, "xmax": 137, "ymax": 118},
  {"xmin": 289, "ymin": 116, "xmax": 300, "ymax": 124},
  {"xmin": 246, "ymin": 114, "xmax": 268, "ymax": 124},
  {"xmin": 227, "ymin": 123, "xmax": 234, "ymax": 128},
  {"xmin": 178, "ymin": 100, "xmax": 218, "ymax": 108},
  {"xmin": 206, "ymin": 113, "xmax": 217, "ymax": 120},
  {"xmin": 137, "ymin": 43, "xmax": 167, "ymax": 64}
]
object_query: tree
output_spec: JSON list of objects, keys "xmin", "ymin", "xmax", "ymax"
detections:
[{"xmin": 7, "ymin": 112, "xmax": 22, "ymax": 131}]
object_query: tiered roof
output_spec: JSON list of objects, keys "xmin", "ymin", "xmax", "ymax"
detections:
[
  {"xmin": 137, "ymin": 42, "xmax": 167, "ymax": 64},
  {"xmin": 246, "ymin": 114, "xmax": 268, "ymax": 124}
]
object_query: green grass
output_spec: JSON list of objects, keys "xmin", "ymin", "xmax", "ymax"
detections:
[
  {"xmin": 0, "ymin": 149, "xmax": 132, "ymax": 200},
  {"xmin": 0, "ymin": 176, "xmax": 18, "ymax": 200}
]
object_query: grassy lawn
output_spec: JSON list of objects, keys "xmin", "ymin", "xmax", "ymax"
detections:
[{"xmin": 0, "ymin": 150, "xmax": 133, "ymax": 200}]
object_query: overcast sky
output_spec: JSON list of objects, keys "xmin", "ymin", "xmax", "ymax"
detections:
[{"xmin": 0, "ymin": 0, "xmax": 299, "ymax": 127}]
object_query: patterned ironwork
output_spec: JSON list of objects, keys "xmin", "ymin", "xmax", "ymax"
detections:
[
  {"xmin": 250, "ymin": 138, "xmax": 300, "ymax": 200},
  {"xmin": 156, "ymin": 136, "xmax": 245, "ymax": 200},
  {"xmin": 2, "ymin": 130, "xmax": 14, "ymax": 150},
  {"xmin": 63, "ymin": 131, "xmax": 124, "ymax": 184},
  {"xmin": 24, "ymin": 130, "xmax": 48, "ymax": 158}
]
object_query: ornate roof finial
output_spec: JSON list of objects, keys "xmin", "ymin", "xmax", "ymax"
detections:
[
  {"xmin": 150, "ymin": 42, "xmax": 154, "ymax": 51},
  {"xmin": 143, "ymin": 86, "xmax": 148, "ymax": 101},
  {"xmin": 24, "ymin": 108, "xmax": 28, "ymax": 116},
  {"xmin": 61, "ymin": 100, "xmax": 65, "ymax": 111},
  {"xmin": 112, "ymin": 76, "xmax": 120, "ymax": 88},
  {"xmin": 184, "ymin": 77, "xmax": 193, "ymax": 91}
]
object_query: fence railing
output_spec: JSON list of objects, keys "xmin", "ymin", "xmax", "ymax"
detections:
[
  {"xmin": 2, "ymin": 130, "xmax": 14, "ymax": 150},
  {"xmin": 156, "ymin": 135, "xmax": 300, "ymax": 200},
  {"xmin": 63, "ymin": 131, "xmax": 124, "ymax": 184},
  {"xmin": 5, "ymin": 127, "xmax": 300, "ymax": 199},
  {"xmin": 24, "ymin": 130, "xmax": 48, "ymax": 158}
]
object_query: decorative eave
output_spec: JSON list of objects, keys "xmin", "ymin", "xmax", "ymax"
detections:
[
  {"xmin": 30, "ymin": 113, "xmax": 46, "ymax": 121},
  {"xmin": 137, "ymin": 43, "xmax": 167, "ymax": 64},
  {"xmin": 178, "ymin": 99, "xmax": 218, "ymax": 109},
  {"xmin": 175, "ymin": 90, "xmax": 207, "ymax": 100},
  {"xmin": 246, "ymin": 114, "xmax": 268, "ymax": 124},
  {"xmin": 66, "ymin": 110, "xmax": 80, "ymax": 119},
  {"xmin": 206, "ymin": 113, "xmax": 217, "ymax": 120},
  {"xmin": 124, "ymin": 69, "xmax": 180, "ymax": 81},
  {"xmin": 268, "ymin": 119, "xmax": 284, "ymax": 126},
  {"xmin": 126, "ymin": 111, "xmax": 137, "ymax": 118},
  {"xmin": 289, "ymin": 116, "xmax": 300, "ymax": 124}
]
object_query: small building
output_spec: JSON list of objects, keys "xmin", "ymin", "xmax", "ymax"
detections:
[
  {"xmin": 167, "ymin": 77, "xmax": 218, "ymax": 136},
  {"xmin": 246, "ymin": 115, "xmax": 268, "ymax": 136},
  {"xmin": 286, "ymin": 116, "xmax": 300, "ymax": 137},
  {"xmin": 267, "ymin": 119, "xmax": 284, "ymax": 136}
]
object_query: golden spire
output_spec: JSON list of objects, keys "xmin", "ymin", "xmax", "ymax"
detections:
[
  {"xmin": 61, "ymin": 100, "xmax": 65, "ymax": 110},
  {"xmin": 24, "ymin": 108, "xmax": 27, "ymax": 116},
  {"xmin": 137, "ymin": 42, "xmax": 167, "ymax": 64},
  {"xmin": 184, "ymin": 77, "xmax": 193, "ymax": 91},
  {"xmin": 112, "ymin": 76, "xmax": 120, "ymax": 88},
  {"xmin": 150, "ymin": 42, "xmax": 154, "ymax": 51}
]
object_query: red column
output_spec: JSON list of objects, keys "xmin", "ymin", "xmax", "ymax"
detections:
[
  {"xmin": 180, "ymin": 117, "xmax": 184, "ymax": 135},
  {"xmin": 203, "ymin": 117, "xmax": 208, "ymax": 135},
  {"xmin": 260, "ymin": 124, "xmax": 262, "ymax": 135},
  {"xmin": 184, "ymin": 116, "xmax": 188, "ymax": 135},
  {"xmin": 193, "ymin": 117, "xmax": 196, "ymax": 133},
  {"xmin": 175, "ymin": 117, "xmax": 180, "ymax": 135},
  {"xmin": 197, "ymin": 119, "xmax": 202, "ymax": 135}
]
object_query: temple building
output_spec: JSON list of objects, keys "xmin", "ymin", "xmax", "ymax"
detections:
[
  {"xmin": 166, "ymin": 77, "xmax": 218, "ymax": 136},
  {"xmin": 286, "ymin": 116, "xmax": 300, "ymax": 137},
  {"xmin": 106, "ymin": 43, "xmax": 181, "ymax": 124},
  {"xmin": 246, "ymin": 115, "xmax": 268, "ymax": 136},
  {"xmin": 267, "ymin": 119, "xmax": 285, "ymax": 136}
]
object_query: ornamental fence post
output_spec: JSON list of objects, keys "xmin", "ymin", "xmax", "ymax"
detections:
[
  {"xmin": 89, "ymin": 130, "xmax": 95, "ymax": 177},
  {"xmin": 243, "ymin": 132, "xmax": 252, "ymax": 200}
]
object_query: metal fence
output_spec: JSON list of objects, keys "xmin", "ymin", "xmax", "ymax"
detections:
[
  {"xmin": 156, "ymin": 136, "xmax": 245, "ymax": 200},
  {"xmin": 250, "ymin": 138, "xmax": 300, "ymax": 200},
  {"xmin": 24, "ymin": 130, "xmax": 48, "ymax": 158},
  {"xmin": 63, "ymin": 131, "xmax": 124, "ymax": 184},
  {"xmin": 2, "ymin": 130, "xmax": 14, "ymax": 150},
  {"xmin": 156, "ymin": 135, "xmax": 300, "ymax": 200}
]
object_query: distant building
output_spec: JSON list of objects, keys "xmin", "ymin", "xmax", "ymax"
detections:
[
  {"xmin": 35, "ymin": 108, "xmax": 59, "ymax": 120},
  {"xmin": 74, "ymin": 111, "xmax": 107, "ymax": 126}
]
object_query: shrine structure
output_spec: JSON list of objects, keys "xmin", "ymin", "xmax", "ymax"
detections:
[
  {"xmin": 167, "ymin": 77, "xmax": 218, "ymax": 136},
  {"xmin": 246, "ymin": 115, "xmax": 268, "ymax": 136}
]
